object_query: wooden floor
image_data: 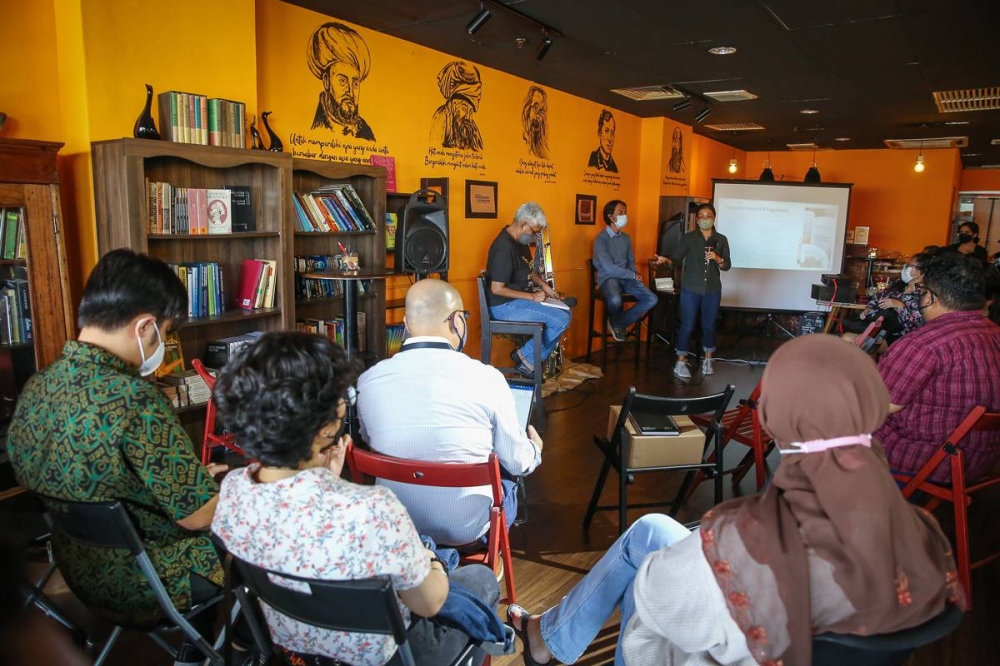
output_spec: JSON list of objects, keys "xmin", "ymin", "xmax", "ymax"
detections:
[{"xmin": 24, "ymin": 331, "xmax": 1000, "ymax": 664}]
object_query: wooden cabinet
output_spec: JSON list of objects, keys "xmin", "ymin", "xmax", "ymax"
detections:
[{"xmin": 0, "ymin": 139, "xmax": 75, "ymax": 499}]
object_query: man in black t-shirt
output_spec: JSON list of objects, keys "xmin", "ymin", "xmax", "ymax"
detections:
[{"xmin": 485, "ymin": 203, "xmax": 572, "ymax": 376}]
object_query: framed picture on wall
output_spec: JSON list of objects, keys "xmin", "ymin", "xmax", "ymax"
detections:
[
  {"xmin": 575, "ymin": 194, "xmax": 597, "ymax": 225},
  {"xmin": 465, "ymin": 179, "xmax": 498, "ymax": 219},
  {"xmin": 419, "ymin": 177, "xmax": 450, "ymax": 206}
]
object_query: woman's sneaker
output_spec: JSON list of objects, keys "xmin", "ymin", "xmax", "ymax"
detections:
[
  {"xmin": 673, "ymin": 360, "xmax": 691, "ymax": 379},
  {"xmin": 702, "ymin": 357, "xmax": 714, "ymax": 376}
]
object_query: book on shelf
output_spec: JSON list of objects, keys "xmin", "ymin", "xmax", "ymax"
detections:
[
  {"xmin": 226, "ymin": 185, "xmax": 255, "ymax": 232},
  {"xmin": 369, "ymin": 155, "xmax": 396, "ymax": 192},
  {"xmin": 237, "ymin": 258, "xmax": 277, "ymax": 310},
  {"xmin": 0, "ymin": 294, "xmax": 10, "ymax": 345},
  {"xmin": 155, "ymin": 332, "xmax": 186, "ymax": 378},
  {"xmin": 206, "ymin": 189, "xmax": 232, "ymax": 235},
  {"xmin": 14, "ymin": 217, "xmax": 26, "ymax": 260},
  {"xmin": 0, "ymin": 209, "xmax": 22, "ymax": 260},
  {"xmin": 170, "ymin": 262, "xmax": 225, "ymax": 318},
  {"xmin": 158, "ymin": 92, "xmax": 246, "ymax": 147},
  {"xmin": 294, "ymin": 184, "xmax": 376, "ymax": 232},
  {"xmin": 385, "ymin": 213, "xmax": 398, "ymax": 250},
  {"xmin": 159, "ymin": 370, "xmax": 212, "ymax": 407},
  {"xmin": 204, "ymin": 331, "xmax": 265, "ymax": 369},
  {"xmin": 297, "ymin": 313, "xmax": 367, "ymax": 352}
]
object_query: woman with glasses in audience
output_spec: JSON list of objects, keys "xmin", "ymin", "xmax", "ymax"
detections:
[
  {"xmin": 507, "ymin": 335, "xmax": 964, "ymax": 666},
  {"xmin": 211, "ymin": 332, "xmax": 498, "ymax": 666},
  {"xmin": 845, "ymin": 250, "xmax": 936, "ymax": 344}
]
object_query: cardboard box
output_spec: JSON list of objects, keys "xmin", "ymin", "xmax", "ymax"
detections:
[{"xmin": 608, "ymin": 406, "xmax": 706, "ymax": 468}]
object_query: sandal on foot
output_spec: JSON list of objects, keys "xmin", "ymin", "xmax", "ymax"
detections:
[{"xmin": 506, "ymin": 604, "xmax": 554, "ymax": 666}]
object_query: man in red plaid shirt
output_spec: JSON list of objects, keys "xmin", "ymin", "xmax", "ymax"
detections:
[{"xmin": 875, "ymin": 251, "xmax": 1000, "ymax": 483}]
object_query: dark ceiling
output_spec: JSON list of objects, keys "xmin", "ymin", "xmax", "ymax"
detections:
[{"xmin": 287, "ymin": 0, "xmax": 1000, "ymax": 167}]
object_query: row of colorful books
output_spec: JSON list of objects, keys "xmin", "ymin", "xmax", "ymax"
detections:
[
  {"xmin": 292, "ymin": 185, "xmax": 377, "ymax": 232},
  {"xmin": 0, "ymin": 278, "xmax": 32, "ymax": 346},
  {"xmin": 0, "ymin": 209, "xmax": 28, "ymax": 261},
  {"xmin": 146, "ymin": 182, "xmax": 254, "ymax": 235},
  {"xmin": 157, "ymin": 91, "xmax": 247, "ymax": 148},
  {"xmin": 386, "ymin": 324, "xmax": 406, "ymax": 357},
  {"xmin": 298, "ymin": 314, "xmax": 367, "ymax": 353},
  {"xmin": 168, "ymin": 262, "xmax": 227, "ymax": 319},
  {"xmin": 238, "ymin": 259, "xmax": 278, "ymax": 310},
  {"xmin": 294, "ymin": 255, "xmax": 372, "ymax": 300}
]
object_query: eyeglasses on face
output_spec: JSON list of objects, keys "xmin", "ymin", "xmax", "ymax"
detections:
[{"xmin": 443, "ymin": 309, "xmax": 471, "ymax": 324}]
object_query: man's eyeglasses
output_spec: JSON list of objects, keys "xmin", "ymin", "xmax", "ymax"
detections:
[{"xmin": 443, "ymin": 309, "xmax": 471, "ymax": 324}]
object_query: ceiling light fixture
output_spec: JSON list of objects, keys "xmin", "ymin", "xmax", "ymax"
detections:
[
  {"xmin": 759, "ymin": 152, "xmax": 775, "ymax": 181},
  {"xmin": 708, "ymin": 46, "xmax": 737, "ymax": 55},
  {"xmin": 914, "ymin": 141, "xmax": 926, "ymax": 173},
  {"xmin": 466, "ymin": 4, "xmax": 492, "ymax": 35},
  {"xmin": 694, "ymin": 106, "xmax": 711, "ymax": 123},
  {"xmin": 535, "ymin": 31, "xmax": 553, "ymax": 60},
  {"xmin": 835, "ymin": 137, "xmax": 851, "ymax": 142},
  {"xmin": 804, "ymin": 149, "xmax": 822, "ymax": 183},
  {"xmin": 672, "ymin": 97, "xmax": 692, "ymax": 112},
  {"xmin": 728, "ymin": 144, "xmax": 738, "ymax": 174},
  {"xmin": 800, "ymin": 109, "xmax": 819, "ymax": 114}
]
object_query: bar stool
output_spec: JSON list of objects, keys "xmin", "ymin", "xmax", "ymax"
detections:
[{"xmin": 586, "ymin": 259, "xmax": 643, "ymax": 371}]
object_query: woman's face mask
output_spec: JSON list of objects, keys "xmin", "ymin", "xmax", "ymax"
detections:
[
  {"xmin": 958, "ymin": 232, "xmax": 974, "ymax": 244},
  {"xmin": 901, "ymin": 265, "xmax": 916, "ymax": 283}
]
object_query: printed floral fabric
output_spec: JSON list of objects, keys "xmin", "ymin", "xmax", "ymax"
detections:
[
  {"xmin": 213, "ymin": 465, "xmax": 429, "ymax": 666},
  {"xmin": 7, "ymin": 341, "xmax": 221, "ymax": 623}
]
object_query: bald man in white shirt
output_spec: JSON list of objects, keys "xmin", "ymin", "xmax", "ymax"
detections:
[{"xmin": 357, "ymin": 279, "xmax": 544, "ymax": 546}]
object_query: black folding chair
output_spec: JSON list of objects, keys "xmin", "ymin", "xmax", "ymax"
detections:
[
  {"xmin": 36, "ymin": 495, "xmax": 228, "ymax": 666},
  {"xmin": 583, "ymin": 385, "xmax": 736, "ymax": 535},
  {"xmin": 226, "ymin": 552, "xmax": 484, "ymax": 666},
  {"xmin": 813, "ymin": 604, "xmax": 963, "ymax": 665}
]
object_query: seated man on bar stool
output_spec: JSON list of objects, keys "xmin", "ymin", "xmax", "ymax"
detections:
[
  {"xmin": 357, "ymin": 279, "xmax": 543, "ymax": 548},
  {"xmin": 485, "ymin": 202, "xmax": 572, "ymax": 378},
  {"xmin": 593, "ymin": 199, "xmax": 661, "ymax": 342}
]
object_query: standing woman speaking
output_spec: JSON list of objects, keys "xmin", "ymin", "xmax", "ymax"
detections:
[{"xmin": 660, "ymin": 203, "xmax": 731, "ymax": 379}]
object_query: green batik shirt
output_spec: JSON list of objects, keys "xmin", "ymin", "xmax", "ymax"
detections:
[{"xmin": 7, "ymin": 341, "xmax": 222, "ymax": 623}]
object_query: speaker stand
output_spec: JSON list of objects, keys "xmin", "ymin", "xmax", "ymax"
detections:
[{"xmin": 733, "ymin": 313, "xmax": 796, "ymax": 345}]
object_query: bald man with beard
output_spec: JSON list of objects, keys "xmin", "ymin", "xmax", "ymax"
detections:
[
  {"xmin": 307, "ymin": 22, "xmax": 376, "ymax": 141},
  {"xmin": 357, "ymin": 279, "xmax": 543, "ymax": 547}
]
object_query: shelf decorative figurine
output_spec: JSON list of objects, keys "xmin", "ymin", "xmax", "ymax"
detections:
[
  {"xmin": 250, "ymin": 115, "xmax": 264, "ymax": 150},
  {"xmin": 133, "ymin": 84, "xmax": 161, "ymax": 140},
  {"xmin": 261, "ymin": 111, "xmax": 283, "ymax": 152}
]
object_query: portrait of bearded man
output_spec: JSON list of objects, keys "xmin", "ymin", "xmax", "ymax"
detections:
[
  {"xmin": 430, "ymin": 61, "xmax": 484, "ymax": 152},
  {"xmin": 307, "ymin": 22, "xmax": 376, "ymax": 141},
  {"xmin": 521, "ymin": 86, "xmax": 550, "ymax": 160}
]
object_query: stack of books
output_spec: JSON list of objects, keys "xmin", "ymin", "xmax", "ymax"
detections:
[
  {"xmin": 292, "ymin": 185, "xmax": 376, "ymax": 232},
  {"xmin": 297, "ymin": 314, "xmax": 367, "ymax": 352},
  {"xmin": 0, "ymin": 277, "xmax": 32, "ymax": 345},
  {"xmin": 0, "ymin": 209, "xmax": 27, "ymax": 260},
  {"xmin": 168, "ymin": 262, "xmax": 226, "ymax": 318},
  {"xmin": 159, "ymin": 370, "xmax": 212, "ymax": 408},
  {"xmin": 158, "ymin": 92, "xmax": 247, "ymax": 148},
  {"xmin": 145, "ymin": 183, "xmax": 254, "ymax": 234},
  {"xmin": 204, "ymin": 331, "xmax": 265, "ymax": 369},
  {"xmin": 237, "ymin": 259, "xmax": 278, "ymax": 310}
]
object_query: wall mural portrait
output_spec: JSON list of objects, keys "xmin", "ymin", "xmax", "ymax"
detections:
[
  {"xmin": 430, "ymin": 61, "xmax": 484, "ymax": 152},
  {"xmin": 521, "ymin": 85, "xmax": 550, "ymax": 159},
  {"xmin": 307, "ymin": 22, "xmax": 376, "ymax": 142},
  {"xmin": 669, "ymin": 126, "xmax": 687, "ymax": 173},
  {"xmin": 587, "ymin": 109, "xmax": 618, "ymax": 172}
]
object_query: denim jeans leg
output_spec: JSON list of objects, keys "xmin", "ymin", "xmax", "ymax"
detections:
[
  {"xmin": 700, "ymin": 291, "xmax": 722, "ymax": 353},
  {"xmin": 538, "ymin": 515, "xmax": 691, "ymax": 664},
  {"xmin": 675, "ymin": 288, "xmax": 702, "ymax": 357},
  {"xmin": 599, "ymin": 279, "xmax": 625, "ymax": 328},
  {"xmin": 618, "ymin": 279, "xmax": 659, "ymax": 329},
  {"xmin": 489, "ymin": 300, "xmax": 572, "ymax": 368}
]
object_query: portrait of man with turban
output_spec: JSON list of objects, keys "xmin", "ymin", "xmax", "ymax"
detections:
[
  {"xmin": 587, "ymin": 109, "xmax": 618, "ymax": 172},
  {"xmin": 521, "ymin": 86, "xmax": 550, "ymax": 159},
  {"xmin": 307, "ymin": 22, "xmax": 376, "ymax": 141},
  {"xmin": 429, "ymin": 61, "xmax": 484, "ymax": 152}
]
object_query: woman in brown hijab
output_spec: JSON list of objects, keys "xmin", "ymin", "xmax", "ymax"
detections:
[{"xmin": 508, "ymin": 335, "xmax": 963, "ymax": 666}]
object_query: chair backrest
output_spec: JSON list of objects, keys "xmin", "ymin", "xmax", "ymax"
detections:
[
  {"xmin": 346, "ymin": 441, "xmax": 503, "ymax": 504},
  {"xmin": 588, "ymin": 258, "xmax": 598, "ymax": 291},
  {"xmin": 35, "ymin": 495, "xmax": 145, "ymax": 556},
  {"xmin": 228, "ymin": 554, "xmax": 410, "ymax": 644},
  {"xmin": 812, "ymin": 604, "xmax": 963, "ymax": 666},
  {"xmin": 613, "ymin": 385, "xmax": 736, "ymax": 449}
]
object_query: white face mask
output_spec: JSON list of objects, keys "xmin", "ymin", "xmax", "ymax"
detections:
[
  {"xmin": 614, "ymin": 214, "xmax": 628, "ymax": 229},
  {"xmin": 136, "ymin": 321, "xmax": 165, "ymax": 377},
  {"xmin": 901, "ymin": 265, "xmax": 915, "ymax": 284}
]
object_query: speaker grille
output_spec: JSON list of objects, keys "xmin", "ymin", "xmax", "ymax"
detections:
[{"xmin": 404, "ymin": 226, "xmax": 447, "ymax": 272}]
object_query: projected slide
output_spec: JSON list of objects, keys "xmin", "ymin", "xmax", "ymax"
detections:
[{"xmin": 717, "ymin": 198, "xmax": 840, "ymax": 271}]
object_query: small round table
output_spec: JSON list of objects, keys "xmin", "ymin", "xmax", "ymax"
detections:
[{"xmin": 300, "ymin": 268, "xmax": 393, "ymax": 358}]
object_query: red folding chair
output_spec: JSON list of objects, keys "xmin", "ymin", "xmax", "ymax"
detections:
[
  {"xmin": 893, "ymin": 405, "xmax": 1000, "ymax": 609},
  {"xmin": 688, "ymin": 381, "xmax": 773, "ymax": 496},
  {"xmin": 191, "ymin": 359, "xmax": 246, "ymax": 465},
  {"xmin": 345, "ymin": 441, "xmax": 516, "ymax": 605},
  {"xmin": 854, "ymin": 315, "xmax": 884, "ymax": 350}
]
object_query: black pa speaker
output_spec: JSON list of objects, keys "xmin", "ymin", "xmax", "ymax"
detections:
[{"xmin": 395, "ymin": 189, "xmax": 449, "ymax": 277}]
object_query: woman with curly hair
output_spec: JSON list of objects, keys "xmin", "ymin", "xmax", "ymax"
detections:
[{"xmin": 211, "ymin": 332, "xmax": 498, "ymax": 666}]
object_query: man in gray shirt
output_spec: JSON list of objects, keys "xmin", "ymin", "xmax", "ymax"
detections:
[{"xmin": 593, "ymin": 199, "xmax": 660, "ymax": 342}]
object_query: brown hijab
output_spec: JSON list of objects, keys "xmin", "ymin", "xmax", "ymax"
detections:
[{"xmin": 700, "ymin": 335, "xmax": 964, "ymax": 666}]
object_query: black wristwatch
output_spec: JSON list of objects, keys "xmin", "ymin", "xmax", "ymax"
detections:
[{"xmin": 429, "ymin": 556, "xmax": 449, "ymax": 576}]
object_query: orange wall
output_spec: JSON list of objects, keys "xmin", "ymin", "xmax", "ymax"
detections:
[
  {"xmin": 960, "ymin": 168, "xmax": 1000, "ymax": 192},
  {"xmin": 0, "ymin": 1, "xmax": 63, "ymax": 140},
  {"xmin": 746, "ymin": 148, "xmax": 961, "ymax": 256},
  {"xmin": 689, "ymin": 134, "xmax": 747, "ymax": 200}
]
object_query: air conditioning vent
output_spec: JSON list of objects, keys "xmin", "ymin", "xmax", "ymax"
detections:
[
  {"xmin": 704, "ymin": 122, "xmax": 766, "ymax": 131},
  {"xmin": 933, "ymin": 87, "xmax": 1000, "ymax": 113},
  {"xmin": 884, "ymin": 136, "xmax": 968, "ymax": 149},
  {"xmin": 703, "ymin": 89, "xmax": 758, "ymax": 103},
  {"xmin": 610, "ymin": 85, "xmax": 686, "ymax": 101},
  {"xmin": 786, "ymin": 142, "xmax": 819, "ymax": 150}
]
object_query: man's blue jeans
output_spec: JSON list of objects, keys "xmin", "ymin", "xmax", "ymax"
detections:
[
  {"xmin": 599, "ymin": 278, "xmax": 659, "ymax": 329},
  {"xmin": 539, "ymin": 515, "xmax": 692, "ymax": 665},
  {"xmin": 676, "ymin": 287, "xmax": 722, "ymax": 356},
  {"xmin": 489, "ymin": 299, "xmax": 572, "ymax": 370}
]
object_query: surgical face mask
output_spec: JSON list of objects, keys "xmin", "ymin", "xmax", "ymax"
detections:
[
  {"xmin": 136, "ymin": 321, "xmax": 164, "ymax": 377},
  {"xmin": 958, "ymin": 232, "xmax": 973, "ymax": 244},
  {"xmin": 697, "ymin": 218, "xmax": 715, "ymax": 231},
  {"xmin": 900, "ymin": 265, "xmax": 915, "ymax": 283},
  {"xmin": 614, "ymin": 214, "xmax": 628, "ymax": 229}
]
